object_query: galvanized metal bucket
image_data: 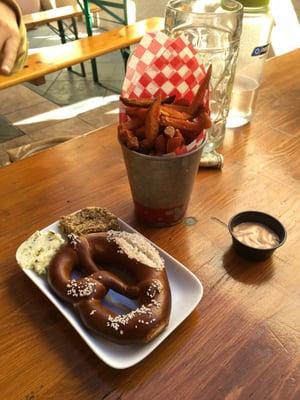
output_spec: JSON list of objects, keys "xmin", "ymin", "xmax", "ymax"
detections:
[{"xmin": 120, "ymin": 142, "xmax": 205, "ymax": 227}]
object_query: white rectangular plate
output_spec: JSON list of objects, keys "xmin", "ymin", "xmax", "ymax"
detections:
[{"xmin": 16, "ymin": 219, "xmax": 203, "ymax": 369}]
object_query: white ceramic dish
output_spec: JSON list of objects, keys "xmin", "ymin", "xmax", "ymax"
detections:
[{"xmin": 16, "ymin": 219, "xmax": 203, "ymax": 369}]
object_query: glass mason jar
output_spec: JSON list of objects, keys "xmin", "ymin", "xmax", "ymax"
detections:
[{"xmin": 165, "ymin": 0, "xmax": 243, "ymax": 153}]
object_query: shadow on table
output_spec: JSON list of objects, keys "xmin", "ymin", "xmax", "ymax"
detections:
[
  {"xmin": 222, "ymin": 246, "xmax": 274, "ymax": 285},
  {"xmin": 7, "ymin": 268, "xmax": 200, "ymax": 395}
]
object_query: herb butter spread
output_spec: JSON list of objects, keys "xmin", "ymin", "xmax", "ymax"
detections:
[{"xmin": 17, "ymin": 231, "xmax": 65, "ymax": 274}]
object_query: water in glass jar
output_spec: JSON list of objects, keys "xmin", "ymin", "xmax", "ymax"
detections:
[
  {"xmin": 226, "ymin": 75, "xmax": 259, "ymax": 128},
  {"xmin": 164, "ymin": 0, "xmax": 243, "ymax": 152},
  {"xmin": 164, "ymin": 25, "xmax": 240, "ymax": 151}
]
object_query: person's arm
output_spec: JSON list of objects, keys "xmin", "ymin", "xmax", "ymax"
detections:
[{"xmin": 0, "ymin": 0, "xmax": 28, "ymax": 75}]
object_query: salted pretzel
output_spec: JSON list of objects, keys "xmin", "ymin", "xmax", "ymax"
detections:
[{"xmin": 48, "ymin": 231, "xmax": 171, "ymax": 344}]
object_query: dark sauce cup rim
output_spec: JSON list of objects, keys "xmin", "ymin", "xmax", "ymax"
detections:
[{"xmin": 228, "ymin": 210, "xmax": 287, "ymax": 251}]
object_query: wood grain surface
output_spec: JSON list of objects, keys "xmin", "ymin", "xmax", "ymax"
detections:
[{"xmin": 0, "ymin": 50, "xmax": 299, "ymax": 400}]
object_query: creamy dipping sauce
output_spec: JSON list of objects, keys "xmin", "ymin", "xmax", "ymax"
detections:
[{"xmin": 232, "ymin": 222, "xmax": 280, "ymax": 249}]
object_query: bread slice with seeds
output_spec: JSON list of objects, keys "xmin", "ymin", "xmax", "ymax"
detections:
[{"xmin": 60, "ymin": 207, "xmax": 119, "ymax": 235}]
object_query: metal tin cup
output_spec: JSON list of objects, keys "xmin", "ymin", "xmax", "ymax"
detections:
[{"xmin": 120, "ymin": 142, "xmax": 205, "ymax": 227}]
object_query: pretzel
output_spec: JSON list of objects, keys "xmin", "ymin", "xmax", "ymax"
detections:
[{"xmin": 48, "ymin": 231, "xmax": 171, "ymax": 344}]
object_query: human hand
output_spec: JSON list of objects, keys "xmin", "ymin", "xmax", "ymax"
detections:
[{"xmin": 0, "ymin": 2, "xmax": 21, "ymax": 75}]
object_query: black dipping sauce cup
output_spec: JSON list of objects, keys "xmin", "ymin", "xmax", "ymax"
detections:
[{"xmin": 228, "ymin": 211, "xmax": 287, "ymax": 261}]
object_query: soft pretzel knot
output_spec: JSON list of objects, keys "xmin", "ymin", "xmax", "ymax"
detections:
[{"xmin": 48, "ymin": 231, "xmax": 171, "ymax": 344}]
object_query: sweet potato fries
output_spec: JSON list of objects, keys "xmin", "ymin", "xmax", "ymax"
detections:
[{"xmin": 118, "ymin": 65, "xmax": 212, "ymax": 155}]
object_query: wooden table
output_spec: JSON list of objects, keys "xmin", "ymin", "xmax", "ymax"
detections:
[{"xmin": 0, "ymin": 50, "xmax": 299, "ymax": 399}]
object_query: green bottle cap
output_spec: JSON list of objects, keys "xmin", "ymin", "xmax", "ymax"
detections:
[{"xmin": 238, "ymin": 0, "xmax": 270, "ymax": 7}]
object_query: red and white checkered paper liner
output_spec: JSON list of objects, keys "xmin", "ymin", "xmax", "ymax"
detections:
[{"xmin": 120, "ymin": 31, "xmax": 209, "ymax": 154}]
